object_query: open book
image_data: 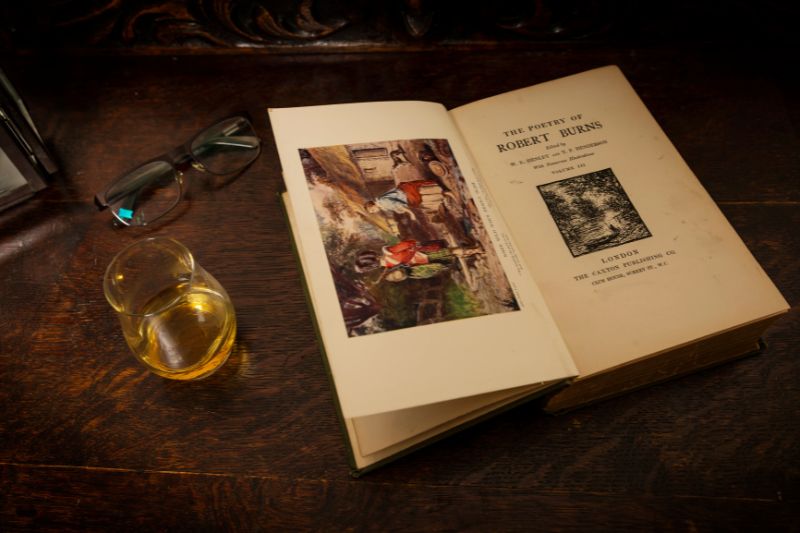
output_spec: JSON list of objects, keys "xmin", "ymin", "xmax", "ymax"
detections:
[{"xmin": 269, "ymin": 65, "xmax": 788, "ymax": 475}]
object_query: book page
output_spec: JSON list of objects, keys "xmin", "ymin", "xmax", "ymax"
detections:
[
  {"xmin": 270, "ymin": 102, "xmax": 577, "ymax": 419},
  {"xmin": 283, "ymin": 194, "xmax": 564, "ymax": 467},
  {"xmin": 346, "ymin": 382, "xmax": 560, "ymax": 470},
  {"xmin": 350, "ymin": 383, "xmax": 542, "ymax": 457},
  {"xmin": 451, "ymin": 65, "xmax": 788, "ymax": 377},
  {"xmin": 0, "ymin": 146, "xmax": 28, "ymax": 191}
]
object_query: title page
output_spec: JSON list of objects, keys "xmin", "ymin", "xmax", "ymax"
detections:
[{"xmin": 451, "ymin": 65, "xmax": 788, "ymax": 376}]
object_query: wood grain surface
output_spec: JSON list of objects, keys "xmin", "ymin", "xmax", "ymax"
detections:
[{"xmin": 0, "ymin": 46, "xmax": 797, "ymax": 530}]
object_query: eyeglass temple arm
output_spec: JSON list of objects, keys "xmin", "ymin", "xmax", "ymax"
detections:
[
  {"xmin": 189, "ymin": 136, "xmax": 260, "ymax": 161},
  {"xmin": 201, "ymin": 134, "xmax": 260, "ymax": 149},
  {"xmin": 94, "ymin": 192, "xmax": 110, "ymax": 210}
]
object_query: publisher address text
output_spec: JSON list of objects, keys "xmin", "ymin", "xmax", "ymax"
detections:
[{"xmin": 572, "ymin": 248, "xmax": 677, "ymax": 286}]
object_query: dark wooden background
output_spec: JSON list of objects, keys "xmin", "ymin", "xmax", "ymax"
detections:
[{"xmin": 1, "ymin": 1, "xmax": 798, "ymax": 530}]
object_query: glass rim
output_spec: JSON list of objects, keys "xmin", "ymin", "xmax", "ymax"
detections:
[{"xmin": 103, "ymin": 236, "xmax": 196, "ymax": 317}]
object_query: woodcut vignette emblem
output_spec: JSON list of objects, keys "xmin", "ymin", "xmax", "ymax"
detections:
[{"xmin": 538, "ymin": 168, "xmax": 651, "ymax": 258}]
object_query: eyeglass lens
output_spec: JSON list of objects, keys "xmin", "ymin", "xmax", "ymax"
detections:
[
  {"xmin": 190, "ymin": 116, "xmax": 260, "ymax": 175},
  {"xmin": 108, "ymin": 160, "xmax": 181, "ymax": 226}
]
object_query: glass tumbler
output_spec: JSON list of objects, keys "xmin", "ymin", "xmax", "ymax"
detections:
[{"xmin": 103, "ymin": 236, "xmax": 236, "ymax": 380}]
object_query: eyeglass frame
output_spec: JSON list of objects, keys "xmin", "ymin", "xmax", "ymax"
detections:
[{"xmin": 94, "ymin": 114, "xmax": 261, "ymax": 226}]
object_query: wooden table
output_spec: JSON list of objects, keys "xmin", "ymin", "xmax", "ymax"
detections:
[{"xmin": 1, "ymin": 47, "xmax": 797, "ymax": 530}]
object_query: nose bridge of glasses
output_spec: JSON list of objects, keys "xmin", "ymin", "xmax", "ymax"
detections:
[{"xmin": 168, "ymin": 146, "xmax": 194, "ymax": 172}]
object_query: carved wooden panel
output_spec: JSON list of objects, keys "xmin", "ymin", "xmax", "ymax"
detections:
[
  {"xmin": 0, "ymin": 0, "xmax": 621, "ymax": 52},
  {"xmin": 0, "ymin": 0, "xmax": 796, "ymax": 52}
]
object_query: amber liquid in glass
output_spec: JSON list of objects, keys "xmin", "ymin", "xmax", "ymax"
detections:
[{"xmin": 124, "ymin": 284, "xmax": 236, "ymax": 380}]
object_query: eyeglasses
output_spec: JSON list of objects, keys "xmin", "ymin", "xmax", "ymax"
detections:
[{"xmin": 94, "ymin": 115, "xmax": 261, "ymax": 226}]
